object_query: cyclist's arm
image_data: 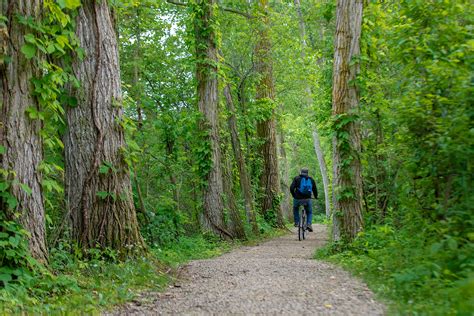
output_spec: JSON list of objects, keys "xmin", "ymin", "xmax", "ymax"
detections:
[
  {"xmin": 311, "ymin": 177, "xmax": 318, "ymax": 199},
  {"xmin": 290, "ymin": 177, "xmax": 297, "ymax": 198}
]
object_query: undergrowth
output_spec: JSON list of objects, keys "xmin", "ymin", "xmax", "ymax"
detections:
[
  {"xmin": 315, "ymin": 220, "xmax": 474, "ymax": 315},
  {"xmin": 0, "ymin": 225, "xmax": 285, "ymax": 314},
  {"xmin": 0, "ymin": 234, "xmax": 228, "ymax": 314}
]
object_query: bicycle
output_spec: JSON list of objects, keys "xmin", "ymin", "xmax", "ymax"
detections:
[{"xmin": 297, "ymin": 199, "xmax": 310, "ymax": 241}]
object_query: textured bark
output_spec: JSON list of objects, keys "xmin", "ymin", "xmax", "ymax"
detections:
[
  {"xmin": 0, "ymin": 0, "xmax": 48, "ymax": 262},
  {"xmin": 294, "ymin": 0, "xmax": 331, "ymax": 219},
  {"xmin": 194, "ymin": 0, "xmax": 229, "ymax": 238},
  {"xmin": 331, "ymin": 0, "xmax": 364, "ymax": 241},
  {"xmin": 65, "ymin": 0, "xmax": 144, "ymax": 254},
  {"xmin": 312, "ymin": 130, "xmax": 330, "ymax": 218},
  {"xmin": 222, "ymin": 146, "xmax": 246, "ymax": 239},
  {"xmin": 224, "ymin": 84, "xmax": 258, "ymax": 235},
  {"xmin": 255, "ymin": 0, "xmax": 284, "ymax": 227}
]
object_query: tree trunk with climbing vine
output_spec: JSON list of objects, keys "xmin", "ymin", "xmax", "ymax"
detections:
[
  {"xmin": 255, "ymin": 0, "xmax": 284, "ymax": 227},
  {"xmin": 331, "ymin": 0, "xmax": 364, "ymax": 241},
  {"xmin": 194, "ymin": 0, "xmax": 229, "ymax": 238},
  {"xmin": 0, "ymin": 0, "xmax": 48, "ymax": 263},
  {"xmin": 64, "ymin": 0, "xmax": 144, "ymax": 255},
  {"xmin": 224, "ymin": 84, "xmax": 259, "ymax": 235}
]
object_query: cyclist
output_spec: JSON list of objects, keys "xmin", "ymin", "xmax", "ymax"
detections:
[{"xmin": 290, "ymin": 167, "xmax": 318, "ymax": 232}]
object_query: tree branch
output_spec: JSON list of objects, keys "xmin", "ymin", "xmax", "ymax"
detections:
[
  {"xmin": 221, "ymin": 6, "xmax": 254, "ymax": 19},
  {"xmin": 166, "ymin": 0, "xmax": 254, "ymax": 19},
  {"xmin": 166, "ymin": 0, "xmax": 188, "ymax": 7}
]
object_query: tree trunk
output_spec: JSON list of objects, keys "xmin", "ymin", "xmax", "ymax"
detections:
[
  {"xmin": 223, "ymin": 84, "xmax": 259, "ymax": 235},
  {"xmin": 65, "ymin": 0, "xmax": 144, "ymax": 254},
  {"xmin": 0, "ymin": 0, "xmax": 48, "ymax": 262},
  {"xmin": 312, "ymin": 130, "xmax": 330, "ymax": 218},
  {"xmin": 194, "ymin": 0, "xmax": 230, "ymax": 238},
  {"xmin": 255, "ymin": 0, "xmax": 284, "ymax": 227},
  {"xmin": 294, "ymin": 0, "xmax": 331, "ymax": 219},
  {"xmin": 331, "ymin": 0, "xmax": 364, "ymax": 241},
  {"xmin": 222, "ymin": 146, "xmax": 246, "ymax": 239}
]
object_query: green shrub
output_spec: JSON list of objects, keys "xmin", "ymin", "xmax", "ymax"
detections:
[{"xmin": 317, "ymin": 221, "xmax": 474, "ymax": 315}]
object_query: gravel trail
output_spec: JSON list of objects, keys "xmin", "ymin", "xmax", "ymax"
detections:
[{"xmin": 112, "ymin": 224, "xmax": 385, "ymax": 315}]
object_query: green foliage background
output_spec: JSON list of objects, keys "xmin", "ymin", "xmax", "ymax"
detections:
[{"xmin": 0, "ymin": 0, "xmax": 472, "ymax": 314}]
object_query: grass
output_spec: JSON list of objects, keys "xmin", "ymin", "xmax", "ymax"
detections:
[
  {"xmin": 0, "ymin": 228, "xmax": 287, "ymax": 314},
  {"xmin": 315, "ymin": 223, "xmax": 474, "ymax": 315}
]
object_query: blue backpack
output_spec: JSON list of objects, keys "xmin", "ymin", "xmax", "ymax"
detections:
[{"xmin": 298, "ymin": 177, "xmax": 312, "ymax": 195}]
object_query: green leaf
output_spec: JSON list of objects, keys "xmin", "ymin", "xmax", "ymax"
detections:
[
  {"xmin": 76, "ymin": 47, "xmax": 85, "ymax": 60},
  {"xmin": 25, "ymin": 107, "xmax": 45, "ymax": 120},
  {"xmin": 0, "ymin": 182, "xmax": 9, "ymax": 192},
  {"xmin": 0, "ymin": 274, "xmax": 12, "ymax": 283},
  {"xmin": 21, "ymin": 43, "xmax": 36, "ymax": 59},
  {"xmin": 99, "ymin": 165, "xmax": 110, "ymax": 174},
  {"xmin": 65, "ymin": 0, "xmax": 82, "ymax": 9},
  {"xmin": 6, "ymin": 196, "xmax": 17, "ymax": 209},
  {"xmin": 19, "ymin": 183, "xmax": 32, "ymax": 195},
  {"xmin": 68, "ymin": 96, "xmax": 78, "ymax": 107},
  {"xmin": 57, "ymin": 0, "xmax": 81, "ymax": 10},
  {"xmin": 56, "ymin": 35, "xmax": 69, "ymax": 48},
  {"xmin": 0, "ymin": 145, "xmax": 5, "ymax": 155},
  {"xmin": 96, "ymin": 191, "xmax": 109, "ymax": 199},
  {"xmin": 24, "ymin": 33, "xmax": 36, "ymax": 44},
  {"xmin": 46, "ymin": 43, "xmax": 56, "ymax": 54}
]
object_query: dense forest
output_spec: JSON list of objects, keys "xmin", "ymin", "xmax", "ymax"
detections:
[{"xmin": 1, "ymin": 0, "xmax": 472, "ymax": 314}]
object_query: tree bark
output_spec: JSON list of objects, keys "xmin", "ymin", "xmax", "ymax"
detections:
[
  {"xmin": 331, "ymin": 0, "xmax": 364, "ymax": 241},
  {"xmin": 194, "ymin": 0, "xmax": 230, "ymax": 238},
  {"xmin": 255, "ymin": 0, "xmax": 284, "ymax": 227},
  {"xmin": 222, "ymin": 145, "xmax": 246, "ymax": 239},
  {"xmin": 223, "ymin": 84, "xmax": 259, "ymax": 235},
  {"xmin": 294, "ymin": 0, "xmax": 331, "ymax": 219},
  {"xmin": 0, "ymin": 0, "xmax": 48, "ymax": 262},
  {"xmin": 65, "ymin": 0, "xmax": 144, "ymax": 254}
]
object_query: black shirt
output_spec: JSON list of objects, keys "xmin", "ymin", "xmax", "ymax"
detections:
[{"xmin": 290, "ymin": 175, "xmax": 318, "ymax": 200}]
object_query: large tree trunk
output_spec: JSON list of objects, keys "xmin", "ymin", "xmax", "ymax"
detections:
[
  {"xmin": 331, "ymin": 0, "xmax": 364, "ymax": 241},
  {"xmin": 222, "ymin": 145, "xmax": 246, "ymax": 239},
  {"xmin": 223, "ymin": 84, "xmax": 258, "ymax": 235},
  {"xmin": 65, "ymin": 0, "xmax": 144, "ymax": 254},
  {"xmin": 294, "ymin": 0, "xmax": 331, "ymax": 219},
  {"xmin": 194, "ymin": 0, "xmax": 229, "ymax": 238},
  {"xmin": 0, "ymin": 0, "xmax": 48, "ymax": 262},
  {"xmin": 255, "ymin": 0, "xmax": 284, "ymax": 227}
]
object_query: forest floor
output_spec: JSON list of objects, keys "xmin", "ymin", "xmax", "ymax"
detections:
[{"xmin": 109, "ymin": 224, "xmax": 385, "ymax": 315}]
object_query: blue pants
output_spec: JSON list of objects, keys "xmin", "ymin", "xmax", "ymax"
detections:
[{"xmin": 293, "ymin": 199, "xmax": 313, "ymax": 225}]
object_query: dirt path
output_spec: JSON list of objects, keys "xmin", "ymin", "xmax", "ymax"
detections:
[{"xmin": 111, "ymin": 224, "xmax": 385, "ymax": 315}]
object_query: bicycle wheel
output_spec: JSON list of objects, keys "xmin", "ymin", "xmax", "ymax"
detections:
[
  {"xmin": 298, "ymin": 222, "xmax": 304, "ymax": 241},
  {"xmin": 301, "ymin": 211, "xmax": 306, "ymax": 240}
]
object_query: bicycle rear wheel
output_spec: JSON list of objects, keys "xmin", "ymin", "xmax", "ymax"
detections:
[
  {"xmin": 301, "ymin": 212, "xmax": 306, "ymax": 240},
  {"xmin": 298, "ymin": 222, "xmax": 303, "ymax": 241}
]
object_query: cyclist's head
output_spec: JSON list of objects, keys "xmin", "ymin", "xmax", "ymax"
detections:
[{"xmin": 300, "ymin": 167, "xmax": 309, "ymax": 176}]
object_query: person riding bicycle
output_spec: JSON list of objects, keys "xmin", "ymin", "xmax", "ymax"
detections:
[{"xmin": 290, "ymin": 167, "xmax": 317, "ymax": 232}]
